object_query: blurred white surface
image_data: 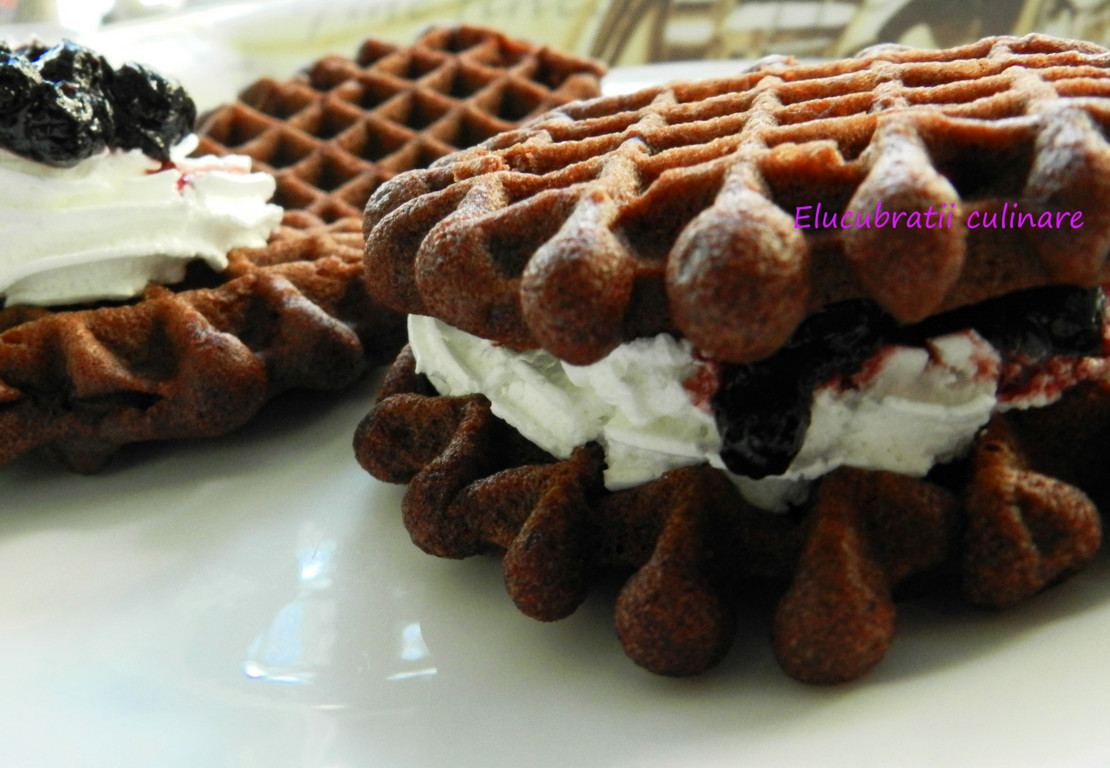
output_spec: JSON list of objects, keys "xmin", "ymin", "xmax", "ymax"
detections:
[{"xmin": 3, "ymin": 370, "xmax": 1110, "ymax": 768}]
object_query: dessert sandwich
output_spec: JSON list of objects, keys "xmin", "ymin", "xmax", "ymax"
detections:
[
  {"xmin": 0, "ymin": 26, "xmax": 605, "ymax": 472},
  {"xmin": 355, "ymin": 34, "xmax": 1110, "ymax": 683}
]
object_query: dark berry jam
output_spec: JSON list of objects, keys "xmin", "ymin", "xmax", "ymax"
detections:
[
  {"xmin": 714, "ymin": 300, "xmax": 893, "ymax": 478},
  {"xmin": 712, "ymin": 286, "xmax": 1106, "ymax": 479},
  {"xmin": 0, "ymin": 40, "xmax": 196, "ymax": 167},
  {"xmin": 909, "ymin": 285, "xmax": 1106, "ymax": 360},
  {"xmin": 110, "ymin": 61, "xmax": 196, "ymax": 162}
]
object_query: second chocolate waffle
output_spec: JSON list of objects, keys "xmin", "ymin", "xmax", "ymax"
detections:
[{"xmin": 0, "ymin": 27, "xmax": 606, "ymax": 472}]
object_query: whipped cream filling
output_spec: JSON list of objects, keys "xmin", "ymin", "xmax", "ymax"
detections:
[
  {"xmin": 411, "ymin": 315, "xmax": 722, "ymax": 490},
  {"xmin": 0, "ymin": 135, "xmax": 282, "ymax": 307},
  {"xmin": 408, "ymin": 314, "xmax": 1094, "ymax": 511}
]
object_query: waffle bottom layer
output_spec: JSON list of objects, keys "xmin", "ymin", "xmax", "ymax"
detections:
[{"xmin": 354, "ymin": 345, "xmax": 1108, "ymax": 683}]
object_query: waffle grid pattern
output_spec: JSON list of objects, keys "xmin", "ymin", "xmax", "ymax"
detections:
[
  {"xmin": 363, "ymin": 34, "xmax": 1110, "ymax": 366},
  {"xmin": 196, "ymin": 25, "xmax": 607, "ymax": 224}
]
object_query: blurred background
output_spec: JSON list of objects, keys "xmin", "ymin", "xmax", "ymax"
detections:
[
  {"xmin": 3, "ymin": 0, "xmax": 1109, "ymax": 108},
  {"xmin": 4, "ymin": 0, "xmax": 1110, "ymax": 61}
]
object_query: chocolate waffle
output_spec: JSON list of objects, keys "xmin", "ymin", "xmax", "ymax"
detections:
[
  {"xmin": 356, "ymin": 35, "xmax": 1110, "ymax": 682},
  {"xmin": 364, "ymin": 33, "xmax": 1110, "ymax": 365},
  {"xmin": 0, "ymin": 27, "xmax": 606, "ymax": 472}
]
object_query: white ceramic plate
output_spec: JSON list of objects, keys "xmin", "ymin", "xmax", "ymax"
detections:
[{"xmin": 4, "ymin": 18, "xmax": 1110, "ymax": 768}]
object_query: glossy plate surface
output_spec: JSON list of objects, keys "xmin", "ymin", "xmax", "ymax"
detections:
[{"xmin": 3, "ymin": 18, "xmax": 1110, "ymax": 768}]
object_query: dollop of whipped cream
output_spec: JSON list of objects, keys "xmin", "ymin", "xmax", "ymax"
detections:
[
  {"xmin": 0, "ymin": 135, "xmax": 282, "ymax": 306},
  {"xmin": 407, "ymin": 315, "xmax": 1068, "ymax": 511}
]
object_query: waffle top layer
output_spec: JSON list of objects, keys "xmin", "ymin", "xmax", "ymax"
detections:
[
  {"xmin": 363, "ymin": 34, "xmax": 1110, "ymax": 365},
  {"xmin": 196, "ymin": 25, "xmax": 607, "ymax": 225}
]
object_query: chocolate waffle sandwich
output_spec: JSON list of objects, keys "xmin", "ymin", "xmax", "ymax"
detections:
[
  {"xmin": 0, "ymin": 27, "xmax": 605, "ymax": 472},
  {"xmin": 355, "ymin": 34, "xmax": 1110, "ymax": 683}
]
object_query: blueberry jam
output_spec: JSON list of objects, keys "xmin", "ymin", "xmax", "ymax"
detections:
[
  {"xmin": 110, "ymin": 61, "xmax": 196, "ymax": 161},
  {"xmin": 712, "ymin": 286, "xmax": 1106, "ymax": 479},
  {"xmin": 910, "ymin": 285, "xmax": 1106, "ymax": 360},
  {"xmin": 0, "ymin": 40, "xmax": 196, "ymax": 167}
]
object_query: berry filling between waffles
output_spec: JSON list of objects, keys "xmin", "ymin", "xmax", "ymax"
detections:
[{"xmin": 407, "ymin": 284, "xmax": 1110, "ymax": 511}]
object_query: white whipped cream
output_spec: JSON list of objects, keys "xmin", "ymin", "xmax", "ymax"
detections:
[
  {"xmin": 407, "ymin": 315, "xmax": 1074, "ymax": 511},
  {"xmin": 0, "ymin": 135, "xmax": 282, "ymax": 307},
  {"xmin": 409, "ymin": 315, "xmax": 715, "ymax": 479}
]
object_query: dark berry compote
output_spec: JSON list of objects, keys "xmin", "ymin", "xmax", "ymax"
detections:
[
  {"xmin": 711, "ymin": 286, "xmax": 1107, "ymax": 480},
  {"xmin": 0, "ymin": 39, "xmax": 195, "ymax": 167}
]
